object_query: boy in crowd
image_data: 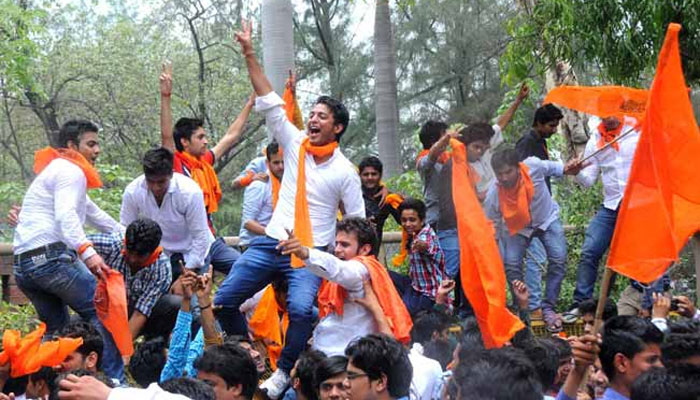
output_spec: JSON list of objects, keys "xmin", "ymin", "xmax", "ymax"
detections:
[
  {"xmin": 315, "ymin": 355, "xmax": 348, "ymax": 400},
  {"xmin": 195, "ymin": 343, "xmax": 260, "ymax": 400},
  {"xmin": 358, "ymin": 156, "xmax": 400, "ymax": 248}
]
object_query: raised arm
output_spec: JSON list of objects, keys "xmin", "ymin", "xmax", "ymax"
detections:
[
  {"xmin": 495, "ymin": 83, "xmax": 529, "ymax": 131},
  {"xmin": 428, "ymin": 130, "xmax": 458, "ymax": 162},
  {"xmin": 160, "ymin": 62, "xmax": 175, "ymax": 152},
  {"xmin": 211, "ymin": 94, "xmax": 255, "ymax": 160},
  {"xmin": 236, "ymin": 20, "xmax": 273, "ymax": 97}
]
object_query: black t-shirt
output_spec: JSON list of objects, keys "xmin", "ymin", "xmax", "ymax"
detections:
[
  {"xmin": 436, "ymin": 160, "xmax": 457, "ymax": 231},
  {"xmin": 515, "ymin": 130, "xmax": 551, "ymax": 192}
]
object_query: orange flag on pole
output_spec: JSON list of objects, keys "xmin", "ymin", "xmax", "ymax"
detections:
[
  {"xmin": 544, "ymin": 85, "xmax": 648, "ymax": 120},
  {"xmin": 450, "ymin": 139, "xmax": 524, "ymax": 348},
  {"xmin": 283, "ymin": 75, "xmax": 304, "ymax": 130},
  {"xmin": 607, "ymin": 23, "xmax": 700, "ymax": 283}
]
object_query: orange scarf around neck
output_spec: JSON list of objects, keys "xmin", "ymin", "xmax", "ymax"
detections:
[
  {"xmin": 415, "ymin": 149, "xmax": 450, "ymax": 168},
  {"xmin": 317, "ymin": 255, "xmax": 413, "ymax": 344},
  {"xmin": 597, "ymin": 121, "xmax": 624, "ymax": 151},
  {"xmin": 121, "ymin": 238, "xmax": 164, "ymax": 267},
  {"xmin": 291, "ymin": 137, "xmax": 338, "ymax": 267},
  {"xmin": 34, "ymin": 147, "xmax": 102, "ymax": 189},
  {"xmin": 498, "ymin": 163, "xmax": 534, "ymax": 235},
  {"xmin": 177, "ymin": 151, "xmax": 222, "ymax": 213}
]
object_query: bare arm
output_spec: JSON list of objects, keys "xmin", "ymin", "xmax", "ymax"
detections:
[
  {"xmin": 495, "ymin": 83, "xmax": 529, "ymax": 131},
  {"xmin": 211, "ymin": 94, "xmax": 255, "ymax": 160},
  {"xmin": 128, "ymin": 311, "xmax": 148, "ymax": 340},
  {"xmin": 160, "ymin": 62, "xmax": 175, "ymax": 151},
  {"xmin": 428, "ymin": 130, "xmax": 457, "ymax": 162},
  {"xmin": 196, "ymin": 267, "xmax": 221, "ymax": 346},
  {"xmin": 236, "ymin": 21, "xmax": 273, "ymax": 96},
  {"xmin": 353, "ymin": 280, "xmax": 393, "ymax": 337},
  {"xmin": 244, "ymin": 220, "xmax": 267, "ymax": 236}
]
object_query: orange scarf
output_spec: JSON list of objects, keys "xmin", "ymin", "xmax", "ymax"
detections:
[
  {"xmin": 176, "ymin": 151, "xmax": 222, "ymax": 213},
  {"xmin": 498, "ymin": 163, "xmax": 534, "ymax": 235},
  {"xmin": 291, "ymin": 137, "xmax": 338, "ymax": 267},
  {"xmin": 317, "ymin": 255, "xmax": 413, "ymax": 344},
  {"xmin": 391, "ymin": 230, "xmax": 410, "ymax": 267},
  {"xmin": 271, "ymin": 174, "xmax": 281, "ymax": 209},
  {"xmin": 384, "ymin": 193, "xmax": 404, "ymax": 209},
  {"xmin": 249, "ymin": 285, "xmax": 289, "ymax": 370},
  {"xmin": 34, "ymin": 147, "xmax": 102, "ymax": 189},
  {"xmin": 415, "ymin": 149, "xmax": 450, "ymax": 168},
  {"xmin": 597, "ymin": 120, "xmax": 624, "ymax": 151},
  {"xmin": 121, "ymin": 238, "xmax": 164, "ymax": 267}
]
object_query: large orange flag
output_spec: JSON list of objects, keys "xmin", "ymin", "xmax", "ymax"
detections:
[
  {"xmin": 451, "ymin": 139, "xmax": 524, "ymax": 348},
  {"xmin": 607, "ymin": 23, "xmax": 700, "ymax": 283},
  {"xmin": 544, "ymin": 85, "xmax": 648, "ymax": 120}
]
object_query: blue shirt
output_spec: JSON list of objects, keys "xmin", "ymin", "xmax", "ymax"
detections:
[
  {"xmin": 417, "ymin": 156, "xmax": 443, "ymax": 227},
  {"xmin": 160, "ymin": 310, "xmax": 206, "ymax": 382},
  {"xmin": 556, "ymin": 387, "xmax": 628, "ymax": 400},
  {"xmin": 238, "ymin": 178, "xmax": 274, "ymax": 246}
]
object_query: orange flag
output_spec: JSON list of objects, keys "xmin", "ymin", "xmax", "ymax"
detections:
[
  {"xmin": 0, "ymin": 323, "xmax": 83, "ymax": 377},
  {"xmin": 544, "ymin": 85, "xmax": 648, "ymax": 120},
  {"xmin": 283, "ymin": 76, "xmax": 304, "ymax": 130},
  {"xmin": 94, "ymin": 271, "xmax": 134, "ymax": 357},
  {"xmin": 450, "ymin": 139, "xmax": 524, "ymax": 348},
  {"xmin": 606, "ymin": 23, "xmax": 700, "ymax": 283}
]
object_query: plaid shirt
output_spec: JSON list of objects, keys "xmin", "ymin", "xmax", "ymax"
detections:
[
  {"xmin": 88, "ymin": 232, "xmax": 172, "ymax": 317},
  {"xmin": 408, "ymin": 224, "xmax": 446, "ymax": 299}
]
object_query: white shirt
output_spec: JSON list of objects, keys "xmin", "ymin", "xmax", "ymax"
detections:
[
  {"xmin": 408, "ymin": 343, "xmax": 445, "ymax": 400},
  {"xmin": 471, "ymin": 124, "xmax": 503, "ymax": 196},
  {"xmin": 120, "ymin": 173, "xmax": 214, "ymax": 269},
  {"xmin": 255, "ymin": 92, "xmax": 365, "ymax": 246},
  {"xmin": 576, "ymin": 116, "xmax": 640, "ymax": 210},
  {"xmin": 13, "ymin": 158, "xmax": 122, "ymax": 261},
  {"xmin": 109, "ymin": 383, "xmax": 189, "ymax": 400},
  {"xmin": 304, "ymin": 249, "xmax": 377, "ymax": 356}
]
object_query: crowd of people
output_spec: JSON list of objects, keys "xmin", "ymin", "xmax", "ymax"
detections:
[{"xmin": 2, "ymin": 21, "xmax": 700, "ymax": 400}]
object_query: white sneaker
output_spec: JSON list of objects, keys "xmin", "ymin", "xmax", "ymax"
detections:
[
  {"xmin": 260, "ymin": 368, "xmax": 290, "ymax": 399},
  {"xmin": 562, "ymin": 307, "xmax": 580, "ymax": 324}
]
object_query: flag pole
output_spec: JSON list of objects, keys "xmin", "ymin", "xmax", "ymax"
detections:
[
  {"xmin": 578, "ymin": 127, "xmax": 636, "ymax": 165},
  {"xmin": 592, "ymin": 268, "xmax": 616, "ymax": 334}
]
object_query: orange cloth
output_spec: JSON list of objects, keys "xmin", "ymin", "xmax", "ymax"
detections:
[
  {"xmin": 498, "ymin": 164, "xmax": 534, "ymax": 235},
  {"xmin": 95, "ymin": 270, "xmax": 133, "ymax": 357},
  {"xmin": 33, "ymin": 147, "xmax": 102, "ymax": 189},
  {"xmin": 317, "ymin": 255, "xmax": 413, "ymax": 344},
  {"xmin": 176, "ymin": 151, "xmax": 222, "ymax": 214},
  {"xmin": 0, "ymin": 323, "xmax": 83, "ymax": 377},
  {"xmin": 544, "ymin": 85, "xmax": 649, "ymax": 120},
  {"xmin": 451, "ymin": 140, "xmax": 524, "ymax": 348},
  {"xmin": 391, "ymin": 230, "xmax": 409, "ymax": 267},
  {"xmin": 607, "ymin": 23, "xmax": 700, "ymax": 283},
  {"xmin": 291, "ymin": 138, "xmax": 338, "ymax": 267},
  {"xmin": 597, "ymin": 121, "xmax": 624, "ymax": 151},
  {"xmin": 121, "ymin": 238, "xmax": 163, "ymax": 267},
  {"xmin": 271, "ymin": 174, "xmax": 281, "ymax": 210},
  {"xmin": 384, "ymin": 193, "xmax": 404, "ymax": 209},
  {"xmin": 283, "ymin": 77, "xmax": 305, "ymax": 130},
  {"xmin": 239, "ymin": 170, "xmax": 255, "ymax": 187},
  {"xmin": 248, "ymin": 285, "xmax": 289, "ymax": 370},
  {"xmin": 415, "ymin": 150, "xmax": 450, "ymax": 168}
]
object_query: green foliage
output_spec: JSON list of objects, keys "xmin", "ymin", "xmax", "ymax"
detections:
[
  {"xmin": 0, "ymin": 0, "xmax": 46, "ymax": 96},
  {"xmin": 0, "ymin": 303, "xmax": 38, "ymax": 334}
]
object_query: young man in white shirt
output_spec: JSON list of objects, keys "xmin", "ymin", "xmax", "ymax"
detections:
[
  {"xmin": 12, "ymin": 120, "xmax": 124, "ymax": 381},
  {"xmin": 213, "ymin": 21, "xmax": 365, "ymax": 398}
]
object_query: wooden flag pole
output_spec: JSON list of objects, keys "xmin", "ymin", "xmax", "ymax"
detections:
[
  {"xmin": 578, "ymin": 127, "xmax": 636, "ymax": 165},
  {"xmin": 592, "ymin": 268, "xmax": 616, "ymax": 335}
]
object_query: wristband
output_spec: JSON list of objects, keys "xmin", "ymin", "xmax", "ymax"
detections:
[
  {"xmin": 77, "ymin": 242, "xmax": 94, "ymax": 256},
  {"xmin": 204, "ymin": 335, "xmax": 223, "ymax": 347},
  {"xmin": 200, "ymin": 303, "xmax": 212, "ymax": 310}
]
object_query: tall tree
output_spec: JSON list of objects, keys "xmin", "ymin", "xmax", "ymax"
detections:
[{"xmin": 261, "ymin": 0, "xmax": 295, "ymax": 96}]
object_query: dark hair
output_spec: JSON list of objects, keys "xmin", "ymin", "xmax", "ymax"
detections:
[
  {"xmin": 345, "ymin": 334, "xmax": 412, "ymax": 398},
  {"xmin": 335, "ymin": 217, "xmax": 377, "ymax": 254},
  {"xmin": 142, "ymin": 147, "xmax": 174, "ymax": 177},
  {"xmin": 29, "ymin": 366, "xmax": 58, "ymax": 387},
  {"xmin": 630, "ymin": 365, "xmax": 700, "ymax": 400},
  {"xmin": 521, "ymin": 339, "xmax": 560, "ymax": 390},
  {"xmin": 458, "ymin": 317, "xmax": 485, "ymax": 359},
  {"xmin": 314, "ymin": 355, "xmax": 348, "ymax": 392},
  {"xmin": 533, "ymin": 104, "xmax": 563, "ymax": 127},
  {"xmin": 662, "ymin": 328, "xmax": 700, "ymax": 367},
  {"xmin": 547, "ymin": 337, "xmax": 572, "ymax": 360},
  {"xmin": 129, "ymin": 337, "xmax": 167, "ymax": 387},
  {"xmin": 490, "ymin": 146, "xmax": 520, "ymax": 172},
  {"xmin": 50, "ymin": 369, "xmax": 114, "ymax": 400},
  {"xmin": 578, "ymin": 298, "xmax": 618, "ymax": 321},
  {"xmin": 398, "ymin": 197, "xmax": 427, "ymax": 222},
  {"xmin": 411, "ymin": 310, "xmax": 450, "ymax": 345},
  {"xmin": 266, "ymin": 141, "xmax": 281, "ymax": 161},
  {"xmin": 223, "ymin": 334, "xmax": 252, "ymax": 347},
  {"xmin": 419, "ymin": 120, "xmax": 448, "ymax": 150},
  {"xmin": 600, "ymin": 316, "xmax": 664, "ymax": 381},
  {"xmin": 458, "ymin": 122, "xmax": 495, "ymax": 146},
  {"xmin": 194, "ymin": 343, "xmax": 259, "ymax": 399},
  {"xmin": 423, "ymin": 339, "xmax": 454, "ymax": 371},
  {"xmin": 314, "ymin": 96, "xmax": 350, "ymax": 141},
  {"xmin": 295, "ymin": 350, "xmax": 326, "ymax": 400},
  {"xmin": 125, "ymin": 218, "xmax": 162, "ymax": 256},
  {"xmin": 58, "ymin": 321, "xmax": 104, "ymax": 370},
  {"xmin": 57, "ymin": 120, "xmax": 99, "ymax": 149},
  {"xmin": 358, "ymin": 156, "xmax": 383, "ymax": 176},
  {"xmin": 174, "ymin": 118, "xmax": 204, "ymax": 152},
  {"xmin": 161, "ymin": 377, "xmax": 216, "ymax": 400}
]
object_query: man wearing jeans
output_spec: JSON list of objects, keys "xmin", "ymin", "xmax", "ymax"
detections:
[
  {"xmin": 214, "ymin": 21, "xmax": 364, "ymax": 399},
  {"xmin": 12, "ymin": 120, "xmax": 124, "ymax": 381}
]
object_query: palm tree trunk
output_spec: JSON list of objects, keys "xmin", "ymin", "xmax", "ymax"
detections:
[{"xmin": 261, "ymin": 0, "xmax": 295, "ymax": 96}]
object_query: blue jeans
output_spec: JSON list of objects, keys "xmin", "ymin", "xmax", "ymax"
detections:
[
  {"xmin": 437, "ymin": 229, "xmax": 472, "ymax": 316},
  {"xmin": 207, "ymin": 237, "xmax": 240, "ymax": 276},
  {"xmin": 13, "ymin": 246, "xmax": 124, "ymax": 381},
  {"xmin": 572, "ymin": 206, "xmax": 618, "ymax": 305},
  {"xmin": 402, "ymin": 287, "xmax": 435, "ymax": 316},
  {"xmin": 213, "ymin": 236, "xmax": 321, "ymax": 373},
  {"xmin": 501, "ymin": 219, "xmax": 567, "ymax": 312},
  {"xmin": 524, "ymin": 238, "xmax": 546, "ymax": 311}
]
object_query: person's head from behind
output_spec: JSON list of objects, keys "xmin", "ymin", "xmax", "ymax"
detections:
[
  {"xmin": 452, "ymin": 317, "xmax": 485, "ymax": 368},
  {"xmin": 316, "ymin": 355, "xmax": 349, "ymax": 400},
  {"xmin": 129, "ymin": 336, "xmax": 167, "ymax": 388},
  {"xmin": 56, "ymin": 321, "xmax": 103, "ymax": 374},
  {"xmin": 358, "ymin": 156, "xmax": 383, "ymax": 190},
  {"xmin": 411, "ymin": 310, "xmax": 450, "ymax": 347},
  {"xmin": 547, "ymin": 337, "xmax": 573, "ymax": 389},
  {"xmin": 662, "ymin": 320, "xmax": 700, "ymax": 367},
  {"xmin": 308, "ymin": 96, "xmax": 349, "ymax": 145},
  {"xmin": 457, "ymin": 122, "xmax": 494, "ymax": 163},
  {"xmin": 343, "ymin": 334, "xmax": 412, "ymax": 400},
  {"xmin": 161, "ymin": 377, "xmax": 216, "ymax": 400},
  {"xmin": 290, "ymin": 350, "xmax": 326, "ymax": 400},
  {"xmin": 490, "ymin": 147, "xmax": 521, "ymax": 189},
  {"xmin": 195, "ymin": 343, "xmax": 259, "ymax": 400},
  {"xmin": 419, "ymin": 120, "xmax": 448, "ymax": 150},
  {"xmin": 57, "ymin": 120, "xmax": 101, "ymax": 165},
  {"xmin": 520, "ymin": 339, "xmax": 559, "ymax": 394},
  {"xmin": 265, "ymin": 141, "xmax": 284, "ymax": 180},
  {"xmin": 142, "ymin": 147, "xmax": 174, "ymax": 201},
  {"xmin": 630, "ymin": 365, "xmax": 700, "ymax": 400},
  {"xmin": 600, "ymin": 316, "xmax": 664, "ymax": 392},
  {"xmin": 123, "ymin": 218, "xmax": 163, "ymax": 269},
  {"xmin": 26, "ymin": 367, "xmax": 57, "ymax": 399},
  {"xmin": 174, "ymin": 117, "xmax": 208, "ymax": 157},
  {"xmin": 397, "ymin": 198, "xmax": 426, "ymax": 237},
  {"xmin": 532, "ymin": 104, "xmax": 563, "ymax": 138},
  {"xmin": 579, "ymin": 298, "xmax": 618, "ymax": 335},
  {"xmin": 334, "ymin": 218, "xmax": 377, "ymax": 261},
  {"xmin": 49, "ymin": 369, "xmax": 113, "ymax": 400},
  {"xmin": 223, "ymin": 335, "xmax": 266, "ymax": 375}
]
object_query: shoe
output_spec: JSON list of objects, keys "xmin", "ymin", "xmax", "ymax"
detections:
[
  {"xmin": 530, "ymin": 308, "xmax": 543, "ymax": 321},
  {"xmin": 561, "ymin": 307, "xmax": 580, "ymax": 324},
  {"xmin": 543, "ymin": 309, "xmax": 563, "ymax": 333},
  {"xmin": 260, "ymin": 368, "xmax": 290, "ymax": 399}
]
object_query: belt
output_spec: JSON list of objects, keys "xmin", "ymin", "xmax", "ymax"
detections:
[{"xmin": 14, "ymin": 242, "xmax": 67, "ymax": 264}]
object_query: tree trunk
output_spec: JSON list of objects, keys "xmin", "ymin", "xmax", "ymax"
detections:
[
  {"xmin": 262, "ymin": 0, "xmax": 295, "ymax": 97},
  {"xmin": 545, "ymin": 62, "xmax": 589, "ymax": 157},
  {"xmin": 374, "ymin": 0, "xmax": 401, "ymax": 177}
]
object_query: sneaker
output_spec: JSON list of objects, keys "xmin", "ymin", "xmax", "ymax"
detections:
[
  {"xmin": 561, "ymin": 307, "xmax": 580, "ymax": 324},
  {"xmin": 260, "ymin": 368, "xmax": 290, "ymax": 399}
]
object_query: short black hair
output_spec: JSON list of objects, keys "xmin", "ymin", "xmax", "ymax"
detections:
[
  {"xmin": 125, "ymin": 218, "xmax": 162, "ymax": 256},
  {"xmin": 314, "ymin": 96, "xmax": 350, "ymax": 141},
  {"xmin": 521, "ymin": 339, "xmax": 560, "ymax": 390},
  {"xmin": 161, "ymin": 377, "xmax": 216, "ymax": 400},
  {"xmin": 295, "ymin": 350, "xmax": 326, "ymax": 400},
  {"xmin": 358, "ymin": 156, "xmax": 383, "ymax": 176},
  {"xmin": 345, "ymin": 334, "xmax": 412, "ymax": 399},
  {"xmin": 174, "ymin": 118, "xmax": 204, "ymax": 152},
  {"xmin": 533, "ymin": 104, "xmax": 563, "ymax": 126},
  {"xmin": 142, "ymin": 147, "xmax": 174, "ymax": 177},
  {"xmin": 419, "ymin": 120, "xmax": 448, "ymax": 150},
  {"xmin": 194, "ymin": 343, "xmax": 259, "ymax": 399},
  {"xmin": 265, "ymin": 141, "xmax": 281, "ymax": 161},
  {"xmin": 398, "ymin": 197, "xmax": 427, "ymax": 222},
  {"xmin": 662, "ymin": 322, "xmax": 700, "ymax": 366},
  {"xmin": 57, "ymin": 120, "xmax": 99, "ymax": 149},
  {"xmin": 578, "ymin": 298, "xmax": 618, "ymax": 321},
  {"xmin": 335, "ymin": 217, "xmax": 377, "ymax": 254},
  {"xmin": 314, "ymin": 355, "xmax": 348, "ymax": 392},
  {"xmin": 129, "ymin": 336, "xmax": 167, "ymax": 387},
  {"xmin": 458, "ymin": 317, "xmax": 485, "ymax": 359},
  {"xmin": 630, "ymin": 365, "xmax": 700, "ymax": 400},
  {"xmin": 50, "ymin": 369, "xmax": 114, "ymax": 400},
  {"xmin": 29, "ymin": 367, "xmax": 57, "ymax": 393},
  {"xmin": 600, "ymin": 316, "xmax": 664, "ymax": 381},
  {"xmin": 490, "ymin": 146, "xmax": 520, "ymax": 172},
  {"xmin": 458, "ymin": 122, "xmax": 495, "ymax": 146},
  {"xmin": 411, "ymin": 310, "xmax": 451, "ymax": 345},
  {"xmin": 58, "ymin": 321, "xmax": 104, "ymax": 370}
]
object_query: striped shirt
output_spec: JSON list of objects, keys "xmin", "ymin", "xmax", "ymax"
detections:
[{"xmin": 408, "ymin": 224, "xmax": 446, "ymax": 299}]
